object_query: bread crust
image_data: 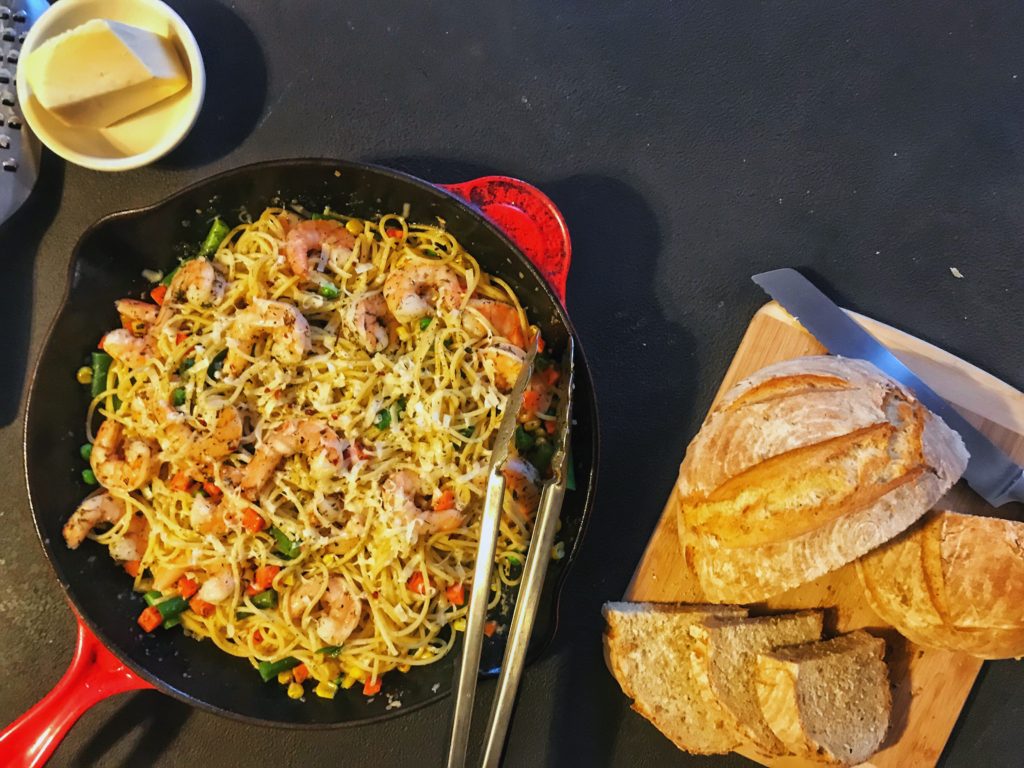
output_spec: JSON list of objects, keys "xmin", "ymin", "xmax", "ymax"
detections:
[
  {"xmin": 676, "ymin": 356, "xmax": 968, "ymax": 603},
  {"xmin": 857, "ymin": 510, "xmax": 1024, "ymax": 659}
]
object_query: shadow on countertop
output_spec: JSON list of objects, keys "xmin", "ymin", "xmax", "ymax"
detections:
[
  {"xmin": 68, "ymin": 690, "xmax": 191, "ymax": 768},
  {"xmin": 159, "ymin": 0, "xmax": 267, "ymax": 169},
  {"xmin": 0, "ymin": 150, "xmax": 64, "ymax": 427}
]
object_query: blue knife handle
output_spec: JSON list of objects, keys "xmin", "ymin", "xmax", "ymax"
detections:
[{"xmin": 992, "ymin": 469, "xmax": 1024, "ymax": 507}]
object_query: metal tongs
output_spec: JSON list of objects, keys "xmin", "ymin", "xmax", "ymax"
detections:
[{"xmin": 447, "ymin": 337, "xmax": 575, "ymax": 768}]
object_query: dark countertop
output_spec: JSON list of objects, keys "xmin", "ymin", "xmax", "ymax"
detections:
[{"xmin": 2, "ymin": 1, "xmax": 1022, "ymax": 766}]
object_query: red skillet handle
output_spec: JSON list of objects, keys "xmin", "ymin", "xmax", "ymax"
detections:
[
  {"xmin": 0, "ymin": 616, "xmax": 153, "ymax": 768},
  {"xmin": 440, "ymin": 176, "xmax": 571, "ymax": 303}
]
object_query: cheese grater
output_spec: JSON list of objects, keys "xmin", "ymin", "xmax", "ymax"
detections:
[{"xmin": 0, "ymin": 0, "xmax": 46, "ymax": 225}]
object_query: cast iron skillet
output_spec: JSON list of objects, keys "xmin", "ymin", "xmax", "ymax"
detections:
[{"xmin": 5, "ymin": 160, "xmax": 598, "ymax": 760}]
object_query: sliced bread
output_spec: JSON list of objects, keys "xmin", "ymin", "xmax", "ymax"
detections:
[
  {"xmin": 755, "ymin": 631, "xmax": 891, "ymax": 765},
  {"xmin": 602, "ymin": 601, "xmax": 748, "ymax": 754},
  {"xmin": 689, "ymin": 610, "xmax": 824, "ymax": 756}
]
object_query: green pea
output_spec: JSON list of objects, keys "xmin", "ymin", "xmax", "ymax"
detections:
[
  {"xmin": 82, "ymin": 469, "xmax": 97, "ymax": 485},
  {"xmin": 80, "ymin": 443, "xmax": 93, "ymax": 461}
]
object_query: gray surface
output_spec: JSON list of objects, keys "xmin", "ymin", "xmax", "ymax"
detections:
[{"xmin": 1, "ymin": 1, "xmax": 1022, "ymax": 766}]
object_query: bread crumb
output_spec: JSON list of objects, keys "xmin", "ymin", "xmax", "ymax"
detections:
[{"xmin": 950, "ymin": 267, "xmax": 965, "ymax": 278}]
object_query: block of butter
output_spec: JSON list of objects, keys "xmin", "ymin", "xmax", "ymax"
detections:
[{"xmin": 25, "ymin": 19, "xmax": 189, "ymax": 129}]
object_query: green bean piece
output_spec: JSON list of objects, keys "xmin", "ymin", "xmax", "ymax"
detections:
[
  {"xmin": 257, "ymin": 657, "xmax": 300, "ymax": 683},
  {"xmin": 90, "ymin": 352, "xmax": 112, "ymax": 398},
  {"xmin": 235, "ymin": 610, "xmax": 254, "ymax": 620},
  {"xmin": 269, "ymin": 526, "xmax": 301, "ymax": 559},
  {"xmin": 82, "ymin": 469, "xmax": 97, "ymax": 485},
  {"xmin": 514, "ymin": 425, "xmax": 535, "ymax": 453},
  {"xmin": 207, "ymin": 349, "xmax": 228, "ymax": 382},
  {"xmin": 316, "ymin": 645, "xmax": 343, "ymax": 656},
  {"xmin": 419, "ymin": 317, "xmax": 432, "ymax": 330},
  {"xmin": 156, "ymin": 595, "xmax": 189, "ymax": 620},
  {"xmin": 529, "ymin": 442, "xmax": 555, "ymax": 474},
  {"xmin": 197, "ymin": 217, "xmax": 230, "ymax": 258},
  {"xmin": 79, "ymin": 443, "xmax": 93, "ymax": 461},
  {"xmin": 143, "ymin": 590, "xmax": 163, "ymax": 606},
  {"xmin": 163, "ymin": 615, "xmax": 183, "ymax": 629},
  {"xmin": 396, "ymin": 397, "xmax": 408, "ymax": 418},
  {"xmin": 252, "ymin": 589, "xmax": 278, "ymax": 609},
  {"xmin": 161, "ymin": 264, "xmax": 181, "ymax": 286},
  {"xmin": 374, "ymin": 408, "xmax": 391, "ymax": 430},
  {"xmin": 319, "ymin": 282, "xmax": 340, "ymax": 299},
  {"xmin": 178, "ymin": 358, "xmax": 195, "ymax": 375},
  {"xmin": 458, "ymin": 426, "xmax": 474, "ymax": 438},
  {"xmin": 566, "ymin": 446, "xmax": 576, "ymax": 491},
  {"xmin": 171, "ymin": 387, "xmax": 186, "ymax": 407}
]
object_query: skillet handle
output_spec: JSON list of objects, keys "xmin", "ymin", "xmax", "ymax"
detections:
[
  {"xmin": 441, "ymin": 177, "xmax": 571, "ymax": 303},
  {"xmin": 0, "ymin": 616, "xmax": 154, "ymax": 767}
]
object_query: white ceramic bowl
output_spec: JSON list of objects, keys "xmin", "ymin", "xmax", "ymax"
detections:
[{"xmin": 17, "ymin": 0, "xmax": 205, "ymax": 171}]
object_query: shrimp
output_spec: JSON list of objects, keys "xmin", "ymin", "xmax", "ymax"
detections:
[
  {"xmin": 347, "ymin": 291, "xmax": 397, "ymax": 353},
  {"xmin": 99, "ymin": 329, "xmax": 154, "ymax": 368},
  {"xmin": 165, "ymin": 258, "xmax": 226, "ymax": 308},
  {"xmin": 90, "ymin": 420, "xmax": 160, "ymax": 491},
  {"xmin": 383, "ymin": 263, "xmax": 465, "ymax": 324},
  {"xmin": 115, "ymin": 299, "xmax": 159, "ymax": 336},
  {"xmin": 480, "ymin": 342, "xmax": 526, "ymax": 392},
  {"xmin": 62, "ymin": 491, "xmax": 127, "ymax": 548},
  {"xmin": 382, "ymin": 469, "xmax": 465, "ymax": 533},
  {"xmin": 197, "ymin": 568, "xmax": 236, "ymax": 604},
  {"xmin": 463, "ymin": 298, "xmax": 527, "ymax": 348},
  {"xmin": 501, "ymin": 457, "xmax": 542, "ymax": 519},
  {"xmin": 190, "ymin": 493, "xmax": 228, "ymax": 535},
  {"xmin": 241, "ymin": 420, "xmax": 350, "ymax": 500},
  {"xmin": 289, "ymin": 576, "xmax": 363, "ymax": 647},
  {"xmin": 284, "ymin": 219, "xmax": 356, "ymax": 278},
  {"xmin": 189, "ymin": 406, "xmax": 244, "ymax": 464},
  {"xmin": 224, "ymin": 299, "xmax": 311, "ymax": 377},
  {"xmin": 107, "ymin": 512, "xmax": 150, "ymax": 563}
]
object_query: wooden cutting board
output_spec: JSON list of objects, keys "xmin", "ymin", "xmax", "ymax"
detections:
[{"xmin": 625, "ymin": 300, "xmax": 1024, "ymax": 768}]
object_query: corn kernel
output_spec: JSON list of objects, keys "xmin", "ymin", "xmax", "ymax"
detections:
[
  {"xmin": 287, "ymin": 681, "xmax": 304, "ymax": 699},
  {"xmin": 551, "ymin": 542, "xmax": 565, "ymax": 561},
  {"xmin": 323, "ymin": 553, "xmax": 337, "ymax": 567},
  {"xmin": 283, "ymin": 573, "xmax": 295, "ymax": 586},
  {"xmin": 397, "ymin": 663, "xmax": 411, "ymax": 673},
  {"xmin": 452, "ymin": 618, "xmax": 467, "ymax": 632},
  {"xmin": 315, "ymin": 680, "xmax": 338, "ymax": 699},
  {"xmin": 345, "ymin": 220, "xmax": 364, "ymax": 235},
  {"xmin": 524, "ymin": 419, "xmax": 541, "ymax": 432},
  {"xmin": 76, "ymin": 366, "xmax": 93, "ymax": 385},
  {"xmin": 397, "ymin": 326, "xmax": 410, "ymax": 341},
  {"xmin": 343, "ymin": 664, "xmax": 364, "ymax": 680},
  {"xmin": 340, "ymin": 674, "xmax": 358, "ymax": 689},
  {"xmin": 277, "ymin": 671, "xmax": 293, "ymax": 685}
]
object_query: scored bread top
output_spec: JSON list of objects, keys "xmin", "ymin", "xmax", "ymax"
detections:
[{"xmin": 676, "ymin": 355, "xmax": 969, "ymax": 603}]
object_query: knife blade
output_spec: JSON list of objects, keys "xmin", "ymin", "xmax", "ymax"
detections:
[{"xmin": 752, "ymin": 268, "xmax": 1024, "ymax": 508}]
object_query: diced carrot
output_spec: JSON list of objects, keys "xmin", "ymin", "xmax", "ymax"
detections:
[
  {"xmin": 242, "ymin": 507, "xmax": 266, "ymax": 533},
  {"xmin": 292, "ymin": 664, "xmax": 310, "ymax": 684},
  {"xmin": 177, "ymin": 576, "xmax": 199, "ymax": 599},
  {"xmin": 544, "ymin": 419, "xmax": 557, "ymax": 435},
  {"xmin": 363, "ymin": 676, "xmax": 382, "ymax": 696},
  {"xmin": 253, "ymin": 629, "xmax": 263, "ymax": 644},
  {"xmin": 385, "ymin": 227, "xmax": 404, "ymax": 239},
  {"xmin": 522, "ymin": 389, "xmax": 541, "ymax": 414},
  {"xmin": 253, "ymin": 565, "xmax": 280, "ymax": 591},
  {"xmin": 124, "ymin": 560, "xmax": 141, "ymax": 577},
  {"xmin": 432, "ymin": 489, "xmax": 455, "ymax": 512},
  {"xmin": 534, "ymin": 332, "xmax": 546, "ymax": 353},
  {"xmin": 138, "ymin": 606, "xmax": 162, "ymax": 632},
  {"xmin": 150, "ymin": 284, "xmax": 168, "ymax": 306},
  {"xmin": 189, "ymin": 597, "xmax": 215, "ymax": 618},
  {"xmin": 542, "ymin": 367, "xmax": 561, "ymax": 387},
  {"xmin": 97, "ymin": 335, "xmax": 106, "ymax": 351},
  {"xmin": 202, "ymin": 482, "xmax": 222, "ymax": 501},
  {"xmin": 175, "ymin": 331, "xmax": 189, "ymax": 345},
  {"xmin": 483, "ymin": 620, "xmax": 498, "ymax": 638},
  {"xmin": 407, "ymin": 572, "xmax": 427, "ymax": 595},
  {"xmin": 169, "ymin": 471, "xmax": 193, "ymax": 492},
  {"xmin": 445, "ymin": 583, "xmax": 465, "ymax": 606}
]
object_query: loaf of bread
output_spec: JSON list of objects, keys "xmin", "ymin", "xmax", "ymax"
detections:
[
  {"xmin": 689, "ymin": 611, "xmax": 824, "ymax": 756},
  {"xmin": 676, "ymin": 355, "xmax": 969, "ymax": 603},
  {"xmin": 857, "ymin": 509, "xmax": 1024, "ymax": 659},
  {"xmin": 755, "ymin": 631, "xmax": 891, "ymax": 765},
  {"xmin": 602, "ymin": 602, "xmax": 748, "ymax": 754}
]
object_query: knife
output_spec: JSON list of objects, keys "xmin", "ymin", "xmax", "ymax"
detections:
[{"xmin": 752, "ymin": 268, "xmax": 1024, "ymax": 508}]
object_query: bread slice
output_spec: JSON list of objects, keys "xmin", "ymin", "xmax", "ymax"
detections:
[
  {"xmin": 690, "ymin": 610, "xmax": 824, "ymax": 756},
  {"xmin": 602, "ymin": 602, "xmax": 748, "ymax": 754},
  {"xmin": 858, "ymin": 509, "xmax": 1024, "ymax": 659},
  {"xmin": 755, "ymin": 631, "xmax": 891, "ymax": 765},
  {"xmin": 676, "ymin": 356, "xmax": 969, "ymax": 603}
]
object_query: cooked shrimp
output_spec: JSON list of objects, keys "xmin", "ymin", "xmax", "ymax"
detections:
[
  {"xmin": 165, "ymin": 258, "xmax": 225, "ymax": 308},
  {"xmin": 289, "ymin": 576, "xmax": 363, "ymax": 647},
  {"xmin": 190, "ymin": 493, "xmax": 228, "ymax": 535},
  {"xmin": 501, "ymin": 457, "xmax": 542, "ymax": 519},
  {"xmin": 151, "ymin": 564, "xmax": 187, "ymax": 592},
  {"xmin": 285, "ymin": 219, "xmax": 356, "ymax": 277},
  {"xmin": 63, "ymin": 491, "xmax": 127, "ymax": 549},
  {"xmin": 107, "ymin": 512, "xmax": 150, "ymax": 563},
  {"xmin": 99, "ymin": 329, "xmax": 154, "ymax": 368},
  {"xmin": 522, "ymin": 371, "xmax": 554, "ymax": 419},
  {"xmin": 347, "ymin": 291, "xmax": 397, "ymax": 353},
  {"xmin": 115, "ymin": 299, "xmax": 159, "ymax": 336},
  {"xmin": 383, "ymin": 263, "xmax": 465, "ymax": 324},
  {"xmin": 241, "ymin": 419, "xmax": 350, "ymax": 499},
  {"xmin": 463, "ymin": 298, "xmax": 527, "ymax": 348},
  {"xmin": 224, "ymin": 299, "xmax": 311, "ymax": 376},
  {"xmin": 197, "ymin": 568, "xmax": 236, "ymax": 604},
  {"xmin": 382, "ymin": 469, "xmax": 466, "ymax": 533},
  {"xmin": 480, "ymin": 342, "xmax": 526, "ymax": 392},
  {"xmin": 91, "ymin": 420, "xmax": 160, "ymax": 491},
  {"xmin": 189, "ymin": 406, "xmax": 244, "ymax": 463}
]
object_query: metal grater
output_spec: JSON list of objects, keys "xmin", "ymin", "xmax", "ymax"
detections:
[{"xmin": 0, "ymin": 0, "xmax": 45, "ymax": 225}]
